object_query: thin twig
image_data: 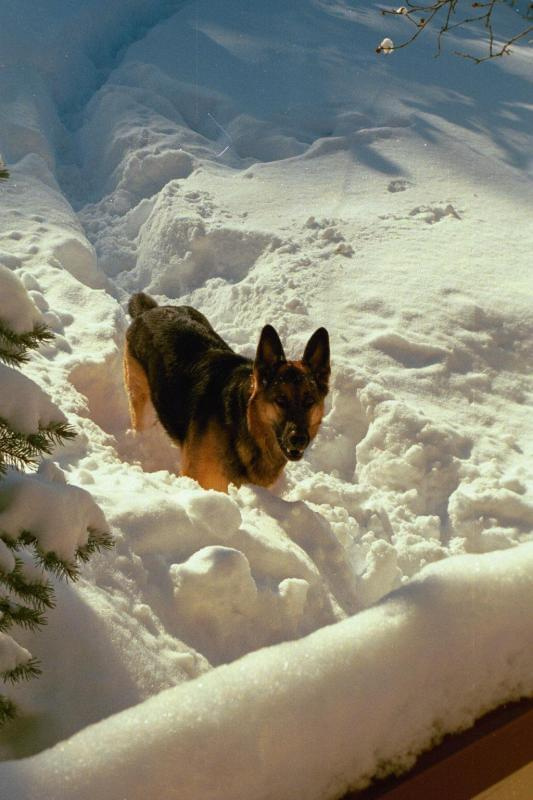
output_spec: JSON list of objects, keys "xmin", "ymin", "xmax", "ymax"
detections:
[{"xmin": 379, "ymin": 0, "xmax": 532, "ymax": 61}]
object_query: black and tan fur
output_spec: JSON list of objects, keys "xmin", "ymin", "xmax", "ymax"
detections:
[{"xmin": 124, "ymin": 293, "xmax": 330, "ymax": 492}]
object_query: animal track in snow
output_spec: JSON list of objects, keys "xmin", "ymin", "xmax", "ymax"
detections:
[
  {"xmin": 387, "ymin": 179, "xmax": 412, "ymax": 193},
  {"xmin": 370, "ymin": 332, "xmax": 449, "ymax": 369},
  {"xmin": 409, "ymin": 203, "xmax": 462, "ymax": 224},
  {"xmin": 304, "ymin": 217, "xmax": 353, "ymax": 257}
]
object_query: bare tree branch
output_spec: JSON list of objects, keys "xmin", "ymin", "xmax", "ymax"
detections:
[{"xmin": 377, "ymin": 1, "xmax": 533, "ymax": 62}]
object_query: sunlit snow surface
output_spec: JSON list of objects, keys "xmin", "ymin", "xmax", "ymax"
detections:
[{"xmin": 0, "ymin": 0, "xmax": 532, "ymax": 796}]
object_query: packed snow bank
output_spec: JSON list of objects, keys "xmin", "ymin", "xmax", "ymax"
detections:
[{"xmin": 1, "ymin": 543, "xmax": 532, "ymax": 800}]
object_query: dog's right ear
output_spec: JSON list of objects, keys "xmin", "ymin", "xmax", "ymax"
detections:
[{"xmin": 254, "ymin": 325, "xmax": 286, "ymax": 384}]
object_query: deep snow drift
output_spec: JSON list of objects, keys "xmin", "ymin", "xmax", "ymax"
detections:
[{"xmin": 0, "ymin": 0, "xmax": 532, "ymax": 797}]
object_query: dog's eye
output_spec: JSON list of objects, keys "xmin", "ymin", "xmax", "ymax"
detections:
[
  {"xmin": 303, "ymin": 395, "xmax": 315, "ymax": 409},
  {"xmin": 275, "ymin": 396, "xmax": 288, "ymax": 408}
]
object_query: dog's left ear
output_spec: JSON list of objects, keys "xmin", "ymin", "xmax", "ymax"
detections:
[
  {"xmin": 254, "ymin": 325, "xmax": 286, "ymax": 383},
  {"xmin": 303, "ymin": 327, "xmax": 330, "ymax": 393}
]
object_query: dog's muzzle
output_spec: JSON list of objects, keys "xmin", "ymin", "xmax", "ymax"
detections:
[{"xmin": 280, "ymin": 426, "xmax": 310, "ymax": 461}]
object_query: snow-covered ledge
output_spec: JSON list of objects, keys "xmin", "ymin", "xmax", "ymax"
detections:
[{"xmin": 1, "ymin": 542, "xmax": 532, "ymax": 800}]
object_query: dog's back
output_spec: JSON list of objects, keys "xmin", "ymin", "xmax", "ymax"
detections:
[{"xmin": 126, "ymin": 293, "xmax": 250, "ymax": 444}]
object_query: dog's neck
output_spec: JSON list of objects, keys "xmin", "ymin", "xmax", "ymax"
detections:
[{"xmin": 235, "ymin": 374, "xmax": 286, "ymax": 487}]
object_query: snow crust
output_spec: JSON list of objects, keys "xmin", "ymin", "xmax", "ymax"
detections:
[{"xmin": 0, "ymin": 0, "xmax": 532, "ymax": 794}]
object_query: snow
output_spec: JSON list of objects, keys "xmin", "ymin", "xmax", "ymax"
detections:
[
  {"xmin": 0, "ymin": 364, "xmax": 68, "ymax": 435},
  {"xmin": 1, "ymin": 543, "xmax": 533, "ymax": 800},
  {"xmin": 0, "ymin": 462, "xmax": 108, "ymax": 563},
  {"xmin": 0, "ymin": 635, "xmax": 32, "ymax": 678},
  {"xmin": 0, "ymin": 0, "xmax": 532, "ymax": 795},
  {"xmin": 0, "ymin": 265, "xmax": 43, "ymax": 335}
]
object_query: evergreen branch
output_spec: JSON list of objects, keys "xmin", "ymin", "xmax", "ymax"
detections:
[
  {"xmin": 0, "ymin": 418, "xmax": 77, "ymax": 473},
  {"xmin": 76, "ymin": 528, "xmax": 114, "ymax": 564},
  {"xmin": 39, "ymin": 420, "xmax": 77, "ymax": 447},
  {"xmin": 0, "ymin": 598, "xmax": 47, "ymax": 632},
  {"xmin": 1, "ymin": 657, "xmax": 42, "ymax": 685},
  {"xmin": 35, "ymin": 550, "xmax": 80, "ymax": 582},
  {"xmin": 0, "ymin": 557, "xmax": 55, "ymax": 611},
  {"xmin": 17, "ymin": 532, "xmax": 79, "ymax": 581},
  {"xmin": 0, "ymin": 321, "xmax": 55, "ymax": 367},
  {"xmin": 18, "ymin": 528, "xmax": 113, "ymax": 583},
  {"xmin": 0, "ymin": 422, "xmax": 49, "ymax": 470},
  {"xmin": 0, "ymin": 695, "xmax": 17, "ymax": 725}
]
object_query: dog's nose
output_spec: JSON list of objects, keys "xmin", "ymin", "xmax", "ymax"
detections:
[{"xmin": 288, "ymin": 431, "xmax": 309, "ymax": 450}]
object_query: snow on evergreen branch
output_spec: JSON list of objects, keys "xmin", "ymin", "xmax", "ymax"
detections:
[
  {"xmin": 0, "ymin": 600, "xmax": 47, "ymax": 633},
  {"xmin": 0, "ymin": 281, "xmax": 111, "ymax": 725},
  {"xmin": 0, "ymin": 418, "xmax": 76, "ymax": 475},
  {"xmin": 0, "ymin": 321, "xmax": 55, "ymax": 368},
  {"xmin": 0, "ymin": 555, "xmax": 55, "ymax": 611},
  {"xmin": 1, "ymin": 656, "xmax": 42, "ymax": 684}
]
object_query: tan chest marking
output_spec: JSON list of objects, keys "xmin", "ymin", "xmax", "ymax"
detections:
[{"xmin": 180, "ymin": 422, "xmax": 232, "ymax": 492}]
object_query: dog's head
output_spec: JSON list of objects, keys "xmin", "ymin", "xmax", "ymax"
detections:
[{"xmin": 249, "ymin": 324, "xmax": 330, "ymax": 461}]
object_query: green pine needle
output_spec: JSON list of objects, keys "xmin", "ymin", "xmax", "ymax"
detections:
[
  {"xmin": 76, "ymin": 528, "xmax": 114, "ymax": 563},
  {"xmin": 0, "ymin": 322, "xmax": 55, "ymax": 350},
  {"xmin": 0, "ymin": 418, "xmax": 77, "ymax": 472},
  {"xmin": 0, "ymin": 598, "xmax": 47, "ymax": 632},
  {"xmin": 1, "ymin": 657, "xmax": 42, "ymax": 685},
  {"xmin": 0, "ymin": 321, "xmax": 55, "ymax": 367},
  {"xmin": 0, "ymin": 558, "xmax": 55, "ymax": 610}
]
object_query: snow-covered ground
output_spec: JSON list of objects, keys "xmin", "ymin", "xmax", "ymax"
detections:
[{"xmin": 0, "ymin": 1, "xmax": 532, "ymax": 797}]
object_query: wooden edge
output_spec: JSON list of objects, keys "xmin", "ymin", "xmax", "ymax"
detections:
[{"xmin": 344, "ymin": 697, "xmax": 533, "ymax": 800}]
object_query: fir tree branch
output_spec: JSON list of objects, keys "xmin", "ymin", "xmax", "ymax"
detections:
[
  {"xmin": 17, "ymin": 528, "xmax": 113, "ymax": 583},
  {"xmin": 0, "ymin": 418, "xmax": 77, "ymax": 473},
  {"xmin": 1, "ymin": 657, "xmax": 41, "ymax": 684},
  {"xmin": 0, "ymin": 321, "xmax": 55, "ymax": 367},
  {"xmin": 39, "ymin": 420, "xmax": 77, "ymax": 447},
  {"xmin": 76, "ymin": 527, "xmax": 115, "ymax": 564},
  {"xmin": 0, "ymin": 557, "xmax": 55, "ymax": 611},
  {"xmin": 0, "ymin": 598, "xmax": 47, "ymax": 632}
]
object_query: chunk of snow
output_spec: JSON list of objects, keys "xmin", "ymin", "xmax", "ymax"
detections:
[
  {"xmin": 0, "ymin": 265, "xmax": 43, "ymax": 335},
  {"xmin": 0, "ymin": 465, "xmax": 109, "ymax": 563},
  {"xmin": 377, "ymin": 38, "xmax": 394, "ymax": 54},
  {"xmin": 0, "ymin": 633, "xmax": 32, "ymax": 676},
  {"xmin": 0, "ymin": 364, "xmax": 67, "ymax": 435}
]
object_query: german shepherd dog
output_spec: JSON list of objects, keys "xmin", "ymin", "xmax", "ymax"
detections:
[{"xmin": 124, "ymin": 293, "xmax": 330, "ymax": 492}]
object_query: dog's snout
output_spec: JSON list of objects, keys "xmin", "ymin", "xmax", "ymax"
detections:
[{"xmin": 287, "ymin": 431, "xmax": 309, "ymax": 450}]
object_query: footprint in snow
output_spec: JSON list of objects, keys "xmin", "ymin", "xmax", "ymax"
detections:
[
  {"xmin": 387, "ymin": 179, "xmax": 412, "ymax": 193},
  {"xmin": 409, "ymin": 204, "xmax": 462, "ymax": 224},
  {"xmin": 370, "ymin": 332, "xmax": 448, "ymax": 369}
]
